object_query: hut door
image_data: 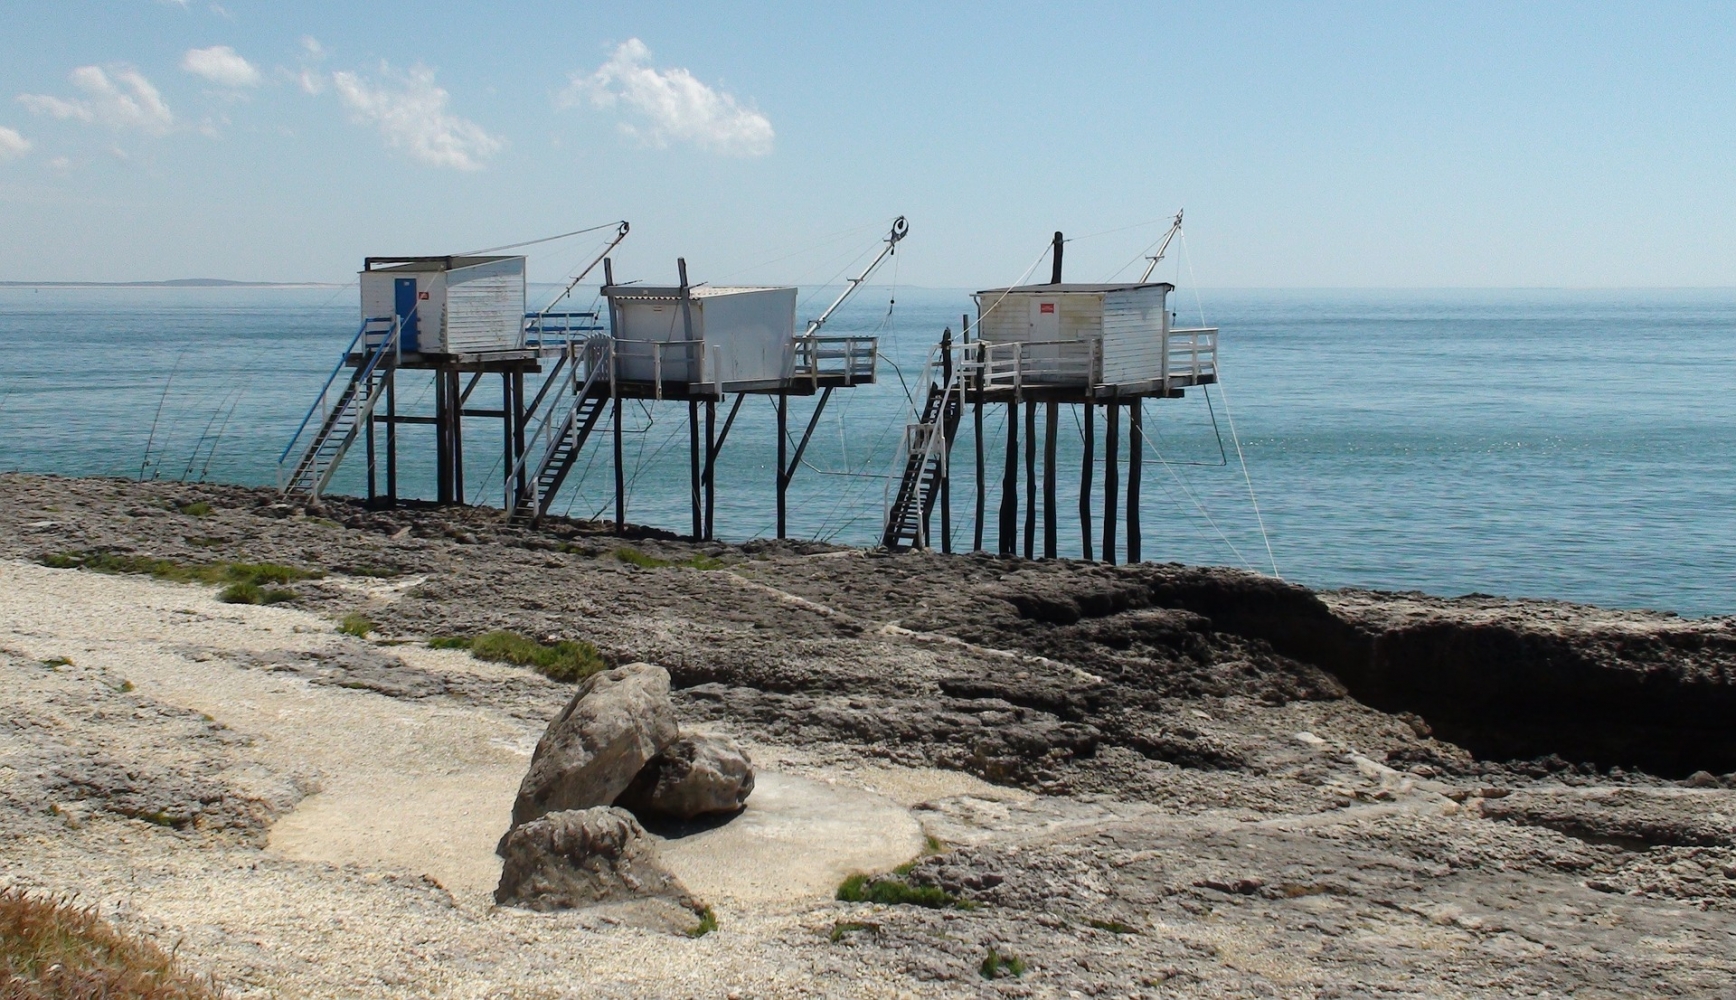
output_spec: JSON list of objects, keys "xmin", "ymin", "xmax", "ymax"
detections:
[
  {"xmin": 394, "ymin": 277, "xmax": 421, "ymax": 352},
  {"xmin": 1030, "ymin": 298, "xmax": 1061, "ymax": 341}
]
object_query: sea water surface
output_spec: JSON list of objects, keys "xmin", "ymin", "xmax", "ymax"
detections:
[{"xmin": 1, "ymin": 285, "xmax": 1732, "ymax": 616}]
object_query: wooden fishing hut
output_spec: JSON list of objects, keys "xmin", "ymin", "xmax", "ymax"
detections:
[
  {"xmin": 279, "ymin": 224, "xmax": 629, "ymax": 510},
  {"xmin": 281, "ymin": 218, "xmax": 905, "ymax": 544},
  {"xmin": 881, "ymin": 228, "xmax": 1219, "ymax": 563},
  {"xmin": 513, "ymin": 218, "xmax": 899, "ymax": 539}
]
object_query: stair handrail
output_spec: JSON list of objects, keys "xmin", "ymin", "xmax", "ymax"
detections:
[
  {"xmin": 881, "ymin": 339, "xmax": 970, "ymax": 548},
  {"xmin": 507, "ymin": 333, "xmax": 611, "ymax": 513},
  {"xmin": 278, "ymin": 316, "xmax": 397, "ymax": 489}
]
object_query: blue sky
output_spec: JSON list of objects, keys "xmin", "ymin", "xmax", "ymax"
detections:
[{"xmin": 1, "ymin": 1, "xmax": 1732, "ymax": 287}]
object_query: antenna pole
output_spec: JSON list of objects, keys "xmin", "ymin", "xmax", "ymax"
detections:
[{"xmin": 1050, "ymin": 231, "xmax": 1064, "ymax": 284}]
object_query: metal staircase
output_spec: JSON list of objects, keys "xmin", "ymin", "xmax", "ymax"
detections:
[
  {"xmin": 881, "ymin": 348, "xmax": 970, "ymax": 550},
  {"xmin": 509, "ymin": 336, "xmax": 612, "ymax": 523},
  {"xmin": 280, "ymin": 317, "xmax": 399, "ymax": 500}
]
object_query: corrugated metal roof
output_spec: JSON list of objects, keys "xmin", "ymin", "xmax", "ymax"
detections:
[
  {"xmin": 603, "ymin": 284, "xmax": 792, "ymax": 300},
  {"xmin": 363, "ymin": 255, "xmax": 524, "ymax": 273},
  {"xmin": 973, "ymin": 281, "xmax": 1175, "ymax": 295}
]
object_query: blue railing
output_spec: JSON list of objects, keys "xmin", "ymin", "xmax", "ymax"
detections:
[{"xmin": 278, "ymin": 316, "xmax": 397, "ymax": 471}]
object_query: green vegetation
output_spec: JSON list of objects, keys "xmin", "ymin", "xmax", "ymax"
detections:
[
  {"xmin": 40, "ymin": 551, "xmax": 321, "ymax": 587},
  {"xmin": 0, "ymin": 886, "xmax": 221, "ymax": 999},
  {"xmin": 216, "ymin": 582, "xmax": 298, "ymax": 605},
  {"xmin": 828, "ymin": 921, "xmax": 877, "ymax": 943},
  {"xmin": 925, "ymin": 834, "xmax": 944, "ymax": 853},
  {"xmin": 39, "ymin": 656, "xmax": 73, "ymax": 668},
  {"xmin": 835, "ymin": 874, "xmax": 965, "ymax": 910},
  {"xmin": 309, "ymin": 517, "xmax": 345, "ymax": 530},
  {"xmin": 1086, "ymin": 918, "xmax": 1138, "ymax": 934},
  {"xmin": 979, "ymin": 948, "xmax": 1025, "ymax": 980},
  {"xmin": 117, "ymin": 680, "xmax": 135, "ymax": 693},
  {"xmin": 611, "ymin": 547, "xmax": 724, "ymax": 571},
  {"xmin": 427, "ymin": 630, "xmax": 605, "ymax": 683},
  {"xmin": 687, "ymin": 907, "xmax": 717, "ymax": 938},
  {"xmin": 340, "ymin": 565, "xmax": 403, "ymax": 578},
  {"xmin": 184, "ymin": 536, "xmax": 224, "ymax": 548},
  {"xmin": 177, "ymin": 501, "xmax": 212, "ymax": 517},
  {"xmin": 338, "ymin": 613, "xmax": 374, "ymax": 638}
]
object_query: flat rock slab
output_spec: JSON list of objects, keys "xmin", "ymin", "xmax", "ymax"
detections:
[{"xmin": 651, "ymin": 771, "xmax": 923, "ymax": 909}]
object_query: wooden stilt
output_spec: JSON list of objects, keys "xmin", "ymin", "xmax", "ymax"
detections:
[
  {"xmin": 1043, "ymin": 401, "xmax": 1058, "ymax": 559},
  {"xmin": 1103, "ymin": 395, "xmax": 1119, "ymax": 565},
  {"xmin": 939, "ymin": 329, "xmax": 953, "ymax": 555},
  {"xmin": 612, "ymin": 395, "xmax": 624, "ymax": 535},
  {"xmin": 434, "ymin": 370, "xmax": 449, "ymax": 503},
  {"xmin": 450, "ymin": 370, "xmax": 465, "ymax": 505},
  {"xmin": 1080, "ymin": 403, "xmax": 1094, "ymax": 561},
  {"xmin": 972, "ymin": 322, "xmax": 985, "ymax": 552},
  {"xmin": 704, "ymin": 397, "xmax": 716, "ymax": 541},
  {"xmin": 365, "ymin": 379, "xmax": 377, "ymax": 503},
  {"xmin": 512, "ymin": 370, "xmax": 527, "ymax": 510},
  {"xmin": 1022, "ymin": 401, "xmax": 1036, "ymax": 558},
  {"xmin": 500, "ymin": 373, "xmax": 513, "ymax": 509},
  {"xmin": 688, "ymin": 399, "xmax": 701, "ymax": 539},
  {"xmin": 1000, "ymin": 400, "xmax": 1018, "ymax": 555},
  {"xmin": 776, "ymin": 393, "xmax": 788, "ymax": 539},
  {"xmin": 1127, "ymin": 399, "xmax": 1142, "ymax": 564},
  {"xmin": 385, "ymin": 369, "xmax": 397, "ymax": 507}
]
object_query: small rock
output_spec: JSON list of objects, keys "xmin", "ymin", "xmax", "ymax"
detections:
[
  {"xmin": 1194, "ymin": 877, "xmax": 1264, "ymax": 895},
  {"xmin": 1685, "ymin": 770, "xmax": 1721, "ymax": 788},
  {"xmin": 617, "ymin": 735, "xmax": 755, "ymax": 820},
  {"xmin": 507, "ymin": 663, "xmax": 680, "ymax": 832},
  {"xmin": 495, "ymin": 807, "xmax": 698, "ymax": 912}
]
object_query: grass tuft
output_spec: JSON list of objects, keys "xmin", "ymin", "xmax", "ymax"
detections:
[
  {"xmin": 979, "ymin": 947, "xmax": 1025, "ymax": 980},
  {"xmin": 177, "ymin": 501, "xmax": 212, "ymax": 517},
  {"xmin": 827, "ymin": 921, "xmax": 877, "ymax": 943},
  {"xmin": 40, "ymin": 551, "xmax": 321, "ymax": 588},
  {"xmin": 835, "ymin": 874, "xmax": 964, "ymax": 910},
  {"xmin": 687, "ymin": 907, "xmax": 717, "ymax": 938},
  {"xmin": 216, "ymin": 582, "xmax": 298, "ymax": 606},
  {"xmin": 0, "ymin": 886, "xmax": 221, "ymax": 999},
  {"xmin": 433, "ymin": 630, "xmax": 605, "ymax": 683},
  {"xmin": 1086, "ymin": 918, "xmax": 1139, "ymax": 934},
  {"xmin": 611, "ymin": 547, "xmax": 724, "ymax": 571},
  {"xmin": 338, "ymin": 613, "xmax": 374, "ymax": 638}
]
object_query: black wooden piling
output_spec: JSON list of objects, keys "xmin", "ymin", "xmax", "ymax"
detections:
[
  {"xmin": 1127, "ymin": 399, "xmax": 1142, "ymax": 564},
  {"xmin": 776, "ymin": 393, "xmax": 788, "ymax": 539},
  {"xmin": 1043, "ymin": 401, "xmax": 1058, "ymax": 559},
  {"xmin": 1080, "ymin": 403, "xmax": 1094, "ymax": 561},
  {"xmin": 1000, "ymin": 401, "xmax": 1018, "ymax": 555},
  {"xmin": 1103, "ymin": 396, "xmax": 1119, "ymax": 565},
  {"xmin": 1023, "ymin": 400, "xmax": 1037, "ymax": 559},
  {"xmin": 939, "ymin": 328, "xmax": 954, "ymax": 554}
]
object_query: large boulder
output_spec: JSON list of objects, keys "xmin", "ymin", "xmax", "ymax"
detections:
[
  {"xmin": 616, "ymin": 735, "xmax": 755, "ymax": 820},
  {"xmin": 508, "ymin": 663, "xmax": 679, "ymax": 831},
  {"xmin": 495, "ymin": 806, "xmax": 697, "ymax": 912}
]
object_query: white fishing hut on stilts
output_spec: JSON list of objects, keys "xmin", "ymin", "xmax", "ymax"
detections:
[{"xmin": 882, "ymin": 216, "xmax": 1219, "ymax": 562}]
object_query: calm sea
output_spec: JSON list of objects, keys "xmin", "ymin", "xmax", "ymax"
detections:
[{"xmin": 1, "ymin": 284, "xmax": 1732, "ymax": 616}]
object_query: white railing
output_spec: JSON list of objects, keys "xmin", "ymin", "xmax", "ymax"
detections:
[
  {"xmin": 793, "ymin": 335, "xmax": 878, "ymax": 384},
  {"xmin": 611, "ymin": 338, "xmax": 705, "ymax": 398},
  {"xmin": 1164, "ymin": 328, "xmax": 1218, "ymax": 384}
]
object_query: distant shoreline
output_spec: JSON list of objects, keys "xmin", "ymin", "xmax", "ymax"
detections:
[{"xmin": 0, "ymin": 280, "xmax": 344, "ymax": 289}]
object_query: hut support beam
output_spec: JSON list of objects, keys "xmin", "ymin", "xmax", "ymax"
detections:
[
  {"xmin": 1127, "ymin": 400, "xmax": 1142, "ymax": 564},
  {"xmin": 776, "ymin": 394, "xmax": 788, "ymax": 538},
  {"xmin": 1023, "ymin": 401, "xmax": 1037, "ymax": 559},
  {"xmin": 973, "ymin": 357, "xmax": 985, "ymax": 552},
  {"xmin": 1103, "ymin": 396, "xmax": 1119, "ymax": 565},
  {"xmin": 1080, "ymin": 403, "xmax": 1094, "ymax": 561},
  {"xmin": 384, "ymin": 369, "xmax": 397, "ymax": 507},
  {"xmin": 1000, "ymin": 400, "xmax": 1018, "ymax": 555},
  {"xmin": 778, "ymin": 387, "xmax": 833, "ymax": 539},
  {"xmin": 1043, "ymin": 401, "xmax": 1058, "ymax": 559},
  {"xmin": 689, "ymin": 400, "xmax": 701, "ymax": 539},
  {"xmin": 612, "ymin": 395, "xmax": 624, "ymax": 535}
]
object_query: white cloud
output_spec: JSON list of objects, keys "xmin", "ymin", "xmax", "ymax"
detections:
[
  {"xmin": 297, "ymin": 68, "xmax": 326, "ymax": 95},
  {"xmin": 560, "ymin": 38, "xmax": 773, "ymax": 157},
  {"xmin": 332, "ymin": 63, "xmax": 503, "ymax": 171},
  {"xmin": 181, "ymin": 45, "xmax": 259, "ymax": 87},
  {"xmin": 18, "ymin": 66, "xmax": 174, "ymax": 134},
  {"xmin": 0, "ymin": 126, "xmax": 30, "ymax": 162},
  {"xmin": 301, "ymin": 36, "xmax": 325, "ymax": 59}
]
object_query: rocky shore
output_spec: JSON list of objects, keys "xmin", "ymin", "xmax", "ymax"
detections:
[{"xmin": 2, "ymin": 472, "xmax": 1734, "ymax": 998}]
